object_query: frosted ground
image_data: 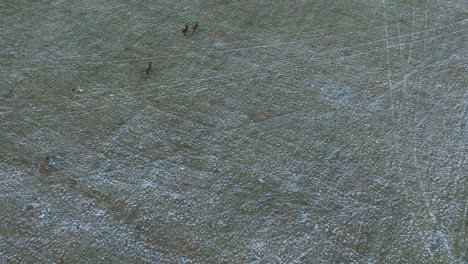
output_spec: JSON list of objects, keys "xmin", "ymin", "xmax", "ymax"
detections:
[{"xmin": 1, "ymin": 0, "xmax": 467, "ymax": 263}]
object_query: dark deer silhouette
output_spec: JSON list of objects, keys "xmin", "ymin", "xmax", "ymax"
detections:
[{"xmin": 145, "ymin": 62, "xmax": 152, "ymax": 76}]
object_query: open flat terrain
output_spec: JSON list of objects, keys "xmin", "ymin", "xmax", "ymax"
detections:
[{"xmin": 1, "ymin": 0, "xmax": 467, "ymax": 263}]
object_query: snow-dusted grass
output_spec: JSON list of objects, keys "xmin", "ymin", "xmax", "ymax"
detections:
[{"xmin": 1, "ymin": 0, "xmax": 467, "ymax": 262}]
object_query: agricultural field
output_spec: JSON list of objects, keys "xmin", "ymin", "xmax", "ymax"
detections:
[{"xmin": 1, "ymin": 0, "xmax": 467, "ymax": 263}]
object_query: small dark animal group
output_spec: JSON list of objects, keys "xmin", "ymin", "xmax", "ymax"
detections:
[
  {"xmin": 144, "ymin": 23, "xmax": 200, "ymax": 76},
  {"xmin": 183, "ymin": 23, "xmax": 198, "ymax": 35},
  {"xmin": 40, "ymin": 24, "xmax": 203, "ymax": 173}
]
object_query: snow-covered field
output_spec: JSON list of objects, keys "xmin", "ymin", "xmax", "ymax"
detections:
[{"xmin": 1, "ymin": 0, "xmax": 467, "ymax": 263}]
